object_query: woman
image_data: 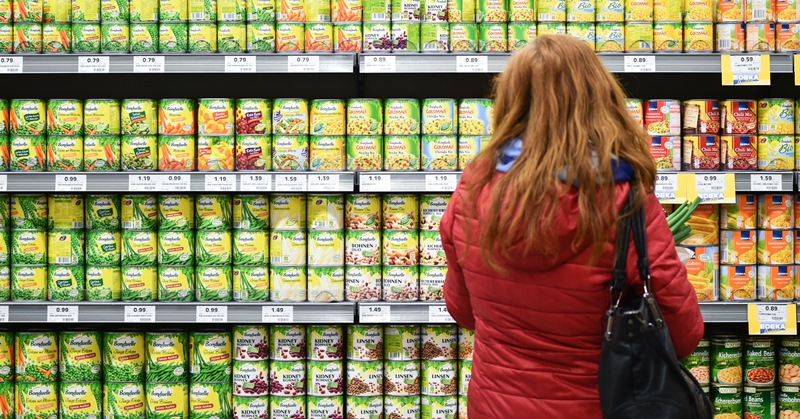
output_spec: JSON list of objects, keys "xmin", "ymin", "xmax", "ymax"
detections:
[{"xmin": 441, "ymin": 35, "xmax": 704, "ymax": 418}]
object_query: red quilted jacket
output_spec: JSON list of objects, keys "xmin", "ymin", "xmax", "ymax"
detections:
[{"xmin": 441, "ymin": 165, "xmax": 704, "ymax": 419}]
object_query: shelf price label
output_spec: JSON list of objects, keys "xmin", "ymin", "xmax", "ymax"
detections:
[
  {"xmin": 425, "ymin": 174, "xmax": 457, "ymax": 192},
  {"xmin": 48, "ymin": 306, "xmax": 79, "ymax": 322},
  {"xmin": 0, "ymin": 175, "xmax": 8, "ymax": 192},
  {"xmin": 685, "ymin": 172, "xmax": 735, "ymax": 204},
  {"xmin": 655, "ymin": 173, "xmax": 681, "ymax": 203},
  {"xmin": 196, "ymin": 306, "xmax": 228, "ymax": 323},
  {"xmin": 456, "ymin": 55, "xmax": 488, "ymax": 73},
  {"xmin": 128, "ymin": 174, "xmax": 158, "ymax": 191},
  {"xmin": 78, "ymin": 56, "xmax": 110, "ymax": 73},
  {"xmin": 262, "ymin": 306, "xmax": 294, "ymax": 323},
  {"xmin": 308, "ymin": 174, "xmax": 339, "ymax": 191},
  {"xmin": 240, "ymin": 174, "xmax": 271, "ymax": 191},
  {"xmin": 0, "ymin": 306, "xmax": 8, "ymax": 322},
  {"xmin": 363, "ymin": 56, "xmax": 396, "ymax": 73},
  {"xmin": 204, "ymin": 174, "xmax": 236, "ymax": 191},
  {"xmin": 360, "ymin": 174, "xmax": 391, "ymax": 192},
  {"xmin": 225, "ymin": 56, "xmax": 256, "ymax": 72},
  {"xmin": 124, "ymin": 306, "xmax": 156, "ymax": 323},
  {"xmin": 359, "ymin": 305, "xmax": 391, "ymax": 323},
  {"xmin": 288, "ymin": 55, "xmax": 320, "ymax": 72},
  {"xmin": 55, "ymin": 174, "xmax": 87, "ymax": 191},
  {"xmin": 274, "ymin": 174, "xmax": 307, "ymax": 191},
  {"xmin": 748, "ymin": 303, "xmax": 797, "ymax": 335},
  {"xmin": 722, "ymin": 54, "xmax": 770, "ymax": 86},
  {"xmin": 428, "ymin": 305, "xmax": 456, "ymax": 323},
  {"xmin": 751, "ymin": 173, "xmax": 783, "ymax": 191},
  {"xmin": 0, "ymin": 56, "xmax": 22, "ymax": 73},
  {"xmin": 133, "ymin": 56, "xmax": 165, "ymax": 73},
  {"xmin": 158, "ymin": 174, "xmax": 191, "ymax": 191},
  {"xmin": 795, "ymin": 55, "xmax": 800, "ymax": 85},
  {"xmin": 623, "ymin": 56, "xmax": 656, "ymax": 72}
]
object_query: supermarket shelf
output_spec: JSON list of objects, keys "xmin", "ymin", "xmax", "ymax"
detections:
[
  {"xmin": 0, "ymin": 302, "xmax": 357, "ymax": 323},
  {"xmin": 359, "ymin": 53, "xmax": 794, "ymax": 74},
  {"xmin": 700, "ymin": 302, "xmax": 752, "ymax": 323},
  {"xmin": 358, "ymin": 302, "xmax": 455, "ymax": 324},
  {"xmin": 0, "ymin": 171, "xmax": 355, "ymax": 192},
  {"xmin": 357, "ymin": 171, "xmax": 462, "ymax": 192},
  {"xmin": 736, "ymin": 171, "xmax": 794, "ymax": 192},
  {"xmin": 5, "ymin": 53, "xmax": 357, "ymax": 73}
]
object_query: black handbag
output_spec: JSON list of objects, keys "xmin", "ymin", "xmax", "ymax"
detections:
[{"xmin": 598, "ymin": 190, "xmax": 713, "ymax": 419}]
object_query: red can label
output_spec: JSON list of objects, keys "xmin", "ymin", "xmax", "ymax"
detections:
[
  {"xmin": 683, "ymin": 100, "xmax": 721, "ymax": 135},
  {"xmin": 650, "ymin": 136, "xmax": 681, "ymax": 171},
  {"xmin": 645, "ymin": 100, "xmax": 681, "ymax": 136},
  {"xmin": 722, "ymin": 135, "xmax": 757, "ymax": 170},
  {"xmin": 721, "ymin": 100, "xmax": 757, "ymax": 135},
  {"xmin": 683, "ymin": 135, "xmax": 720, "ymax": 170}
]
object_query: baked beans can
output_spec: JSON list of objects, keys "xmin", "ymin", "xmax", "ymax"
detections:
[
  {"xmin": 720, "ymin": 194, "xmax": 757, "ymax": 229},
  {"xmin": 683, "ymin": 100, "xmax": 721, "ymax": 134},
  {"xmin": 684, "ymin": 205, "xmax": 720, "ymax": 245},
  {"xmin": 650, "ymin": 136, "xmax": 681, "ymax": 171},
  {"xmin": 721, "ymin": 230, "xmax": 757, "ymax": 265},
  {"xmin": 717, "ymin": 0, "xmax": 745, "ymax": 21},
  {"xmin": 682, "ymin": 135, "xmax": 721, "ymax": 170},
  {"xmin": 720, "ymin": 265, "xmax": 756, "ymax": 300},
  {"xmin": 746, "ymin": 22, "xmax": 776, "ymax": 51},
  {"xmin": 653, "ymin": 22, "xmax": 682, "ymax": 51},
  {"xmin": 684, "ymin": 0, "xmax": 714, "ymax": 20},
  {"xmin": 777, "ymin": 23, "xmax": 800, "ymax": 52},
  {"xmin": 624, "ymin": 22, "xmax": 654, "ymax": 52},
  {"xmin": 758, "ymin": 265, "xmax": 796, "ymax": 300},
  {"xmin": 721, "ymin": 100, "xmax": 757, "ymax": 134},
  {"xmin": 683, "ymin": 22, "xmax": 714, "ymax": 52},
  {"xmin": 758, "ymin": 135, "xmax": 794, "ymax": 171},
  {"xmin": 746, "ymin": 0, "xmax": 775, "ymax": 21},
  {"xmin": 744, "ymin": 338, "xmax": 776, "ymax": 386},
  {"xmin": 645, "ymin": 99, "xmax": 681, "ymax": 135},
  {"xmin": 757, "ymin": 230, "xmax": 794, "ymax": 264},
  {"xmin": 680, "ymin": 245, "xmax": 719, "ymax": 301},
  {"xmin": 777, "ymin": 0, "xmax": 799, "ymax": 21},
  {"xmin": 711, "ymin": 335, "xmax": 743, "ymax": 385},
  {"xmin": 625, "ymin": 99, "xmax": 644, "ymax": 127},
  {"xmin": 722, "ymin": 135, "xmax": 757, "ymax": 170},
  {"xmin": 744, "ymin": 386, "xmax": 776, "ymax": 419},
  {"xmin": 757, "ymin": 194, "xmax": 794, "ymax": 229}
]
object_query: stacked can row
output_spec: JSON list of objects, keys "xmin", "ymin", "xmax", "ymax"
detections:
[
  {"xmin": 680, "ymin": 334, "xmax": 800, "ymax": 419},
  {"xmin": 672, "ymin": 194, "xmax": 800, "ymax": 303},
  {"xmin": 630, "ymin": 98, "xmax": 798, "ymax": 172}
]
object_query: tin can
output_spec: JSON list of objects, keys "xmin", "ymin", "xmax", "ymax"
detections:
[
  {"xmin": 391, "ymin": 21, "xmax": 420, "ymax": 52},
  {"xmin": 649, "ymin": 136, "xmax": 680, "ymax": 171},
  {"xmin": 759, "ymin": 99, "xmax": 794, "ymax": 135},
  {"xmin": 758, "ymin": 135, "xmax": 794, "ymax": 170},
  {"xmin": 680, "ymin": 244, "xmax": 719, "ymax": 300},
  {"xmin": 421, "ymin": 21, "xmax": 448, "ymax": 51},
  {"xmin": 777, "ymin": 23, "xmax": 800, "ymax": 52},
  {"xmin": 722, "ymin": 100, "xmax": 757, "ymax": 134},
  {"xmin": 684, "ymin": 22, "xmax": 713, "ymax": 52},
  {"xmin": 682, "ymin": 135, "xmax": 721, "ymax": 170},
  {"xmin": 477, "ymin": 22, "xmax": 506, "ymax": 51},
  {"xmin": 645, "ymin": 99, "xmax": 681, "ymax": 135},
  {"xmin": 746, "ymin": 22, "xmax": 776, "ymax": 51},
  {"xmin": 757, "ymin": 229, "xmax": 794, "ymax": 264},
  {"xmin": 758, "ymin": 194, "xmax": 794, "ymax": 230},
  {"xmin": 746, "ymin": 0, "xmax": 775, "ymax": 21},
  {"xmin": 722, "ymin": 135, "xmax": 757, "ymax": 170},
  {"xmin": 721, "ymin": 230, "xmax": 757, "ymax": 265},
  {"xmin": 711, "ymin": 335, "xmax": 743, "ymax": 385},
  {"xmin": 720, "ymin": 265, "xmax": 756, "ymax": 300},
  {"xmin": 506, "ymin": 21, "xmax": 535, "ymax": 51},
  {"xmin": 276, "ymin": 22, "xmax": 304, "ymax": 51},
  {"xmin": 537, "ymin": 0, "xmax": 565, "ymax": 20},
  {"xmin": 718, "ymin": 0, "xmax": 744, "ymax": 20},
  {"xmin": 758, "ymin": 265, "xmax": 796, "ymax": 300},
  {"xmin": 653, "ymin": 21, "xmax": 682, "ymax": 51},
  {"xmin": 345, "ymin": 265, "xmax": 381, "ymax": 301},
  {"xmin": 595, "ymin": 22, "xmax": 624, "ymax": 51},
  {"xmin": 566, "ymin": 0, "xmax": 594, "ymax": 21},
  {"xmin": 683, "ymin": 100, "xmax": 721, "ymax": 135}
]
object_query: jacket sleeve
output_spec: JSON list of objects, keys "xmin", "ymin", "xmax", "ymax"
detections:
[
  {"xmin": 442, "ymin": 187, "xmax": 476, "ymax": 330},
  {"xmin": 627, "ymin": 192, "xmax": 704, "ymax": 359}
]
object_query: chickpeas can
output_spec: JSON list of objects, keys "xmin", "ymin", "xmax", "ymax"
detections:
[
  {"xmin": 682, "ymin": 339, "xmax": 710, "ymax": 385},
  {"xmin": 744, "ymin": 337, "xmax": 776, "ymax": 386},
  {"xmin": 712, "ymin": 385, "xmax": 744, "ymax": 417},
  {"xmin": 345, "ymin": 265, "xmax": 381, "ymax": 301},
  {"xmin": 711, "ymin": 335, "xmax": 743, "ymax": 385},
  {"xmin": 683, "ymin": 22, "xmax": 714, "ymax": 52}
]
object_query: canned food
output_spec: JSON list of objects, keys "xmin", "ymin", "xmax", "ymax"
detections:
[
  {"xmin": 121, "ymin": 265, "xmax": 157, "ymax": 301},
  {"xmin": 682, "ymin": 135, "xmax": 721, "ymax": 170},
  {"xmin": 721, "ymin": 230, "xmax": 756, "ymax": 265},
  {"xmin": 195, "ymin": 265, "xmax": 233, "ymax": 301},
  {"xmin": 72, "ymin": 23, "xmax": 101, "ymax": 52},
  {"xmin": 276, "ymin": 22, "xmax": 304, "ymax": 51},
  {"xmin": 121, "ymin": 194, "xmax": 157, "ymax": 230},
  {"xmin": 682, "ymin": 340, "xmax": 710, "ymax": 384},
  {"xmin": 17, "ymin": 382, "xmax": 57, "ymax": 419},
  {"xmin": 747, "ymin": 22, "xmax": 776, "ymax": 51},
  {"xmin": 346, "ymin": 230, "xmax": 381, "ymax": 265},
  {"xmin": 130, "ymin": 23, "xmax": 158, "ymax": 52},
  {"xmin": 653, "ymin": 22, "xmax": 681, "ymax": 52},
  {"xmin": 157, "ymin": 265, "xmax": 194, "ymax": 301},
  {"xmin": 309, "ymin": 136, "xmax": 345, "ymax": 171},
  {"xmin": 103, "ymin": 331, "xmax": 145, "ymax": 381},
  {"xmin": 758, "ymin": 194, "xmax": 793, "ymax": 230},
  {"xmin": 189, "ymin": 332, "xmax": 232, "ymax": 383},
  {"xmin": 188, "ymin": 22, "xmax": 217, "ymax": 52},
  {"xmin": 270, "ymin": 230, "xmax": 306, "ymax": 265},
  {"xmin": 347, "ymin": 136, "xmax": 383, "ymax": 170},
  {"xmin": 721, "ymin": 195, "xmax": 757, "ymax": 229},
  {"xmin": 712, "ymin": 335, "xmax": 743, "ymax": 385},
  {"xmin": 347, "ymin": 99, "xmax": 383, "ymax": 136},
  {"xmin": 232, "ymin": 361, "xmax": 269, "ymax": 396},
  {"xmin": 121, "ymin": 135, "xmax": 157, "ymax": 171},
  {"xmin": 334, "ymin": 22, "xmax": 361, "ymax": 52},
  {"xmin": 307, "ymin": 325, "xmax": 343, "ymax": 360},
  {"xmin": 346, "ymin": 194, "xmax": 380, "ymax": 230},
  {"xmin": 307, "ymin": 360, "xmax": 343, "ymax": 396},
  {"xmin": 722, "ymin": 135, "xmax": 757, "ymax": 170},
  {"xmin": 679, "ymin": 245, "xmax": 719, "ymax": 301},
  {"xmin": 758, "ymin": 135, "xmax": 794, "ymax": 171},
  {"xmin": 146, "ymin": 331, "xmax": 188, "ymax": 382},
  {"xmin": 478, "ymin": 22, "xmax": 507, "ymax": 51},
  {"xmin": 450, "ymin": 22, "xmax": 478, "ymax": 51},
  {"xmin": 650, "ymin": 136, "xmax": 681, "ymax": 171},
  {"xmin": 270, "ymin": 266, "xmax": 306, "ymax": 302},
  {"xmin": 270, "ymin": 194, "xmax": 307, "ymax": 229},
  {"xmin": 645, "ymin": 99, "xmax": 681, "ymax": 136},
  {"xmin": 271, "ymin": 325, "xmax": 306, "ymax": 361},
  {"xmin": 146, "ymin": 383, "xmax": 188, "ymax": 418},
  {"xmin": 345, "ymin": 265, "xmax": 382, "ymax": 301},
  {"xmin": 382, "ymin": 265, "xmax": 419, "ymax": 300},
  {"xmin": 233, "ymin": 265, "xmax": 269, "ymax": 302},
  {"xmin": 625, "ymin": 22, "xmax": 653, "ymax": 52},
  {"xmin": 757, "ymin": 265, "xmax": 796, "ymax": 300},
  {"xmin": 86, "ymin": 265, "xmax": 120, "ymax": 301}
]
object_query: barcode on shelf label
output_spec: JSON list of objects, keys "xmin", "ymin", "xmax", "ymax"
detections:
[
  {"xmin": 363, "ymin": 56, "xmax": 396, "ymax": 73},
  {"xmin": 695, "ymin": 174, "xmax": 726, "ymax": 201},
  {"xmin": 225, "ymin": 56, "xmax": 256, "ymax": 73},
  {"xmin": 0, "ymin": 56, "xmax": 22, "ymax": 73},
  {"xmin": 360, "ymin": 174, "xmax": 391, "ymax": 192},
  {"xmin": 204, "ymin": 174, "xmax": 236, "ymax": 191},
  {"xmin": 750, "ymin": 174, "xmax": 782, "ymax": 191},
  {"xmin": 0, "ymin": 306, "xmax": 8, "ymax": 322},
  {"xmin": 158, "ymin": 174, "xmax": 191, "ymax": 191},
  {"xmin": 240, "ymin": 174, "xmax": 271, "ymax": 191},
  {"xmin": 128, "ymin": 174, "xmax": 158, "ymax": 191},
  {"xmin": 133, "ymin": 56, "xmax": 165, "ymax": 73},
  {"xmin": 428, "ymin": 305, "xmax": 456, "ymax": 323},
  {"xmin": 262, "ymin": 306, "xmax": 294, "ymax": 323},
  {"xmin": 456, "ymin": 56, "xmax": 488, "ymax": 73},
  {"xmin": 124, "ymin": 305, "xmax": 156, "ymax": 323},
  {"xmin": 78, "ymin": 56, "xmax": 110, "ymax": 73},
  {"xmin": 288, "ymin": 55, "xmax": 320, "ymax": 72},
  {"xmin": 0, "ymin": 175, "xmax": 8, "ymax": 191},
  {"xmin": 274, "ymin": 174, "xmax": 307, "ymax": 191},
  {"xmin": 655, "ymin": 173, "xmax": 679, "ymax": 201},
  {"xmin": 425, "ymin": 174, "xmax": 457, "ymax": 192},
  {"xmin": 623, "ymin": 56, "xmax": 656, "ymax": 72},
  {"xmin": 730, "ymin": 55, "xmax": 761, "ymax": 74},
  {"xmin": 55, "ymin": 174, "xmax": 87, "ymax": 191},
  {"xmin": 48, "ymin": 306, "xmax": 79, "ymax": 322},
  {"xmin": 196, "ymin": 306, "xmax": 228, "ymax": 323},
  {"xmin": 308, "ymin": 174, "xmax": 339, "ymax": 191},
  {"xmin": 359, "ymin": 305, "xmax": 391, "ymax": 323}
]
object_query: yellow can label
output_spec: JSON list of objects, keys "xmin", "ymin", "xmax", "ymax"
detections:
[
  {"xmin": 625, "ymin": 0, "xmax": 654, "ymax": 19},
  {"xmin": 383, "ymin": 194, "xmax": 418, "ymax": 230},
  {"xmin": 196, "ymin": 195, "xmax": 232, "ymax": 230},
  {"xmin": 684, "ymin": 0, "xmax": 714, "ymax": 20},
  {"xmin": 276, "ymin": 22, "xmax": 304, "ymax": 51},
  {"xmin": 159, "ymin": 99, "xmax": 195, "ymax": 136},
  {"xmin": 12, "ymin": 266, "xmax": 47, "ymax": 300},
  {"xmin": 16, "ymin": 383, "xmax": 58, "ymax": 418},
  {"xmin": 684, "ymin": 22, "xmax": 714, "ymax": 51},
  {"xmin": 271, "ymin": 266, "xmax": 307, "ymax": 301},
  {"xmin": 310, "ymin": 100, "xmax": 345, "ymax": 136},
  {"xmin": 625, "ymin": 22, "xmax": 654, "ymax": 52},
  {"xmin": 307, "ymin": 194, "xmax": 344, "ymax": 231},
  {"xmin": 654, "ymin": 22, "xmax": 682, "ymax": 51},
  {"xmin": 158, "ymin": 195, "xmax": 195, "ymax": 230},
  {"xmin": 272, "ymin": 98, "xmax": 309, "ymax": 135},
  {"xmin": 654, "ymin": 0, "xmax": 682, "ymax": 19},
  {"xmin": 46, "ymin": 136, "xmax": 83, "ymax": 171},
  {"xmin": 758, "ymin": 135, "xmax": 794, "ymax": 170},
  {"xmin": 383, "ymin": 230, "xmax": 419, "ymax": 266},
  {"xmin": 198, "ymin": 99, "xmax": 235, "ymax": 136},
  {"xmin": 310, "ymin": 136, "xmax": 345, "ymax": 171},
  {"xmin": 48, "ymin": 194, "xmax": 84, "ymax": 229},
  {"xmin": 270, "ymin": 195, "xmax": 307, "ymax": 229},
  {"xmin": 308, "ymin": 266, "xmax": 344, "ymax": 302},
  {"xmin": 345, "ymin": 194, "xmax": 380, "ymax": 230},
  {"xmin": 308, "ymin": 230, "xmax": 344, "ymax": 265},
  {"xmin": 196, "ymin": 231, "xmax": 233, "ymax": 265},
  {"xmin": 232, "ymin": 195, "xmax": 269, "ymax": 230},
  {"xmin": 277, "ymin": 0, "xmax": 305, "ymax": 20},
  {"xmin": 123, "ymin": 231, "xmax": 157, "ymax": 265},
  {"xmin": 84, "ymin": 100, "xmax": 120, "ymax": 135},
  {"xmin": 233, "ymin": 230, "xmax": 268, "ymax": 265},
  {"xmin": 270, "ymin": 230, "xmax": 307, "ymax": 265},
  {"xmin": 146, "ymin": 383, "xmax": 188, "ymax": 418},
  {"xmin": 14, "ymin": 230, "xmax": 46, "ymax": 262},
  {"xmin": 758, "ymin": 99, "xmax": 795, "ymax": 135}
]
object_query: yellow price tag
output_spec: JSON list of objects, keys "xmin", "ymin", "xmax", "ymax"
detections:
[
  {"xmin": 722, "ymin": 54, "xmax": 771, "ymax": 86},
  {"xmin": 795, "ymin": 55, "xmax": 800, "ymax": 86},
  {"xmin": 748, "ymin": 303, "xmax": 797, "ymax": 335},
  {"xmin": 655, "ymin": 173, "xmax": 686, "ymax": 204},
  {"xmin": 681, "ymin": 172, "xmax": 736, "ymax": 204}
]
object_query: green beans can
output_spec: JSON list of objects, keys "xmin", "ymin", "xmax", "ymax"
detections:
[
  {"xmin": 86, "ymin": 265, "xmax": 121, "ymax": 301},
  {"xmin": 103, "ymin": 331, "xmax": 145, "ymax": 382},
  {"xmin": 47, "ymin": 265, "xmax": 85, "ymax": 301},
  {"xmin": 15, "ymin": 331, "xmax": 57, "ymax": 382},
  {"xmin": 86, "ymin": 194, "xmax": 121, "ymax": 230},
  {"xmin": 196, "ymin": 230, "xmax": 233, "ymax": 266},
  {"xmin": 246, "ymin": 0, "xmax": 275, "ymax": 20},
  {"xmin": 146, "ymin": 332, "xmax": 188, "ymax": 383},
  {"xmin": 188, "ymin": 22, "xmax": 217, "ymax": 52},
  {"xmin": 101, "ymin": 0, "xmax": 130, "ymax": 20},
  {"xmin": 122, "ymin": 230, "xmax": 157, "ymax": 266},
  {"xmin": 246, "ymin": 21, "xmax": 275, "ymax": 51},
  {"xmin": 145, "ymin": 382, "xmax": 188, "ymax": 419},
  {"xmin": 121, "ymin": 265, "xmax": 157, "ymax": 301},
  {"xmin": 158, "ymin": 230, "xmax": 195, "ymax": 265},
  {"xmin": 121, "ymin": 194, "xmax": 158, "ymax": 230},
  {"xmin": 190, "ymin": 332, "xmax": 232, "ymax": 383},
  {"xmin": 59, "ymin": 331, "xmax": 102, "ymax": 382},
  {"xmin": 196, "ymin": 194, "xmax": 233, "ymax": 230},
  {"xmin": 233, "ymin": 229, "xmax": 268, "ymax": 265},
  {"xmin": 190, "ymin": 382, "xmax": 232, "ymax": 418},
  {"xmin": 158, "ymin": 265, "xmax": 194, "ymax": 302},
  {"xmin": 233, "ymin": 195, "xmax": 269, "ymax": 230},
  {"xmin": 232, "ymin": 265, "xmax": 269, "ymax": 302},
  {"xmin": 195, "ymin": 265, "xmax": 232, "ymax": 301},
  {"xmin": 104, "ymin": 382, "xmax": 146, "ymax": 418}
]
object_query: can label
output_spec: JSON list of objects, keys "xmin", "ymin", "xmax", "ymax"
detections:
[
  {"xmin": 270, "ymin": 194, "xmax": 307, "ymax": 229},
  {"xmin": 195, "ymin": 265, "xmax": 232, "ymax": 301},
  {"xmin": 16, "ymin": 382, "xmax": 58, "ymax": 419},
  {"xmin": 232, "ymin": 361, "xmax": 269, "ymax": 396},
  {"xmin": 757, "ymin": 265, "xmax": 796, "ymax": 300},
  {"xmin": 16, "ymin": 332, "xmax": 57, "ymax": 381},
  {"xmin": 650, "ymin": 136, "xmax": 681, "ymax": 171},
  {"xmin": 48, "ymin": 265, "xmax": 85, "ymax": 301},
  {"xmin": 271, "ymin": 325, "xmax": 306, "ymax": 360},
  {"xmin": 190, "ymin": 333, "xmax": 232, "ymax": 383},
  {"xmin": 121, "ymin": 266, "xmax": 157, "ymax": 301},
  {"xmin": 146, "ymin": 332, "xmax": 188, "ymax": 382},
  {"xmin": 347, "ymin": 326, "xmax": 383, "ymax": 361},
  {"xmin": 270, "ymin": 266, "xmax": 307, "ymax": 302},
  {"xmin": 234, "ymin": 325, "xmax": 269, "ymax": 361},
  {"xmin": 233, "ymin": 265, "xmax": 269, "ymax": 302},
  {"xmin": 712, "ymin": 337, "xmax": 743, "ymax": 385},
  {"xmin": 347, "ymin": 361, "xmax": 383, "ymax": 397},
  {"xmin": 308, "ymin": 326, "xmax": 343, "ymax": 361},
  {"xmin": 384, "ymin": 99, "xmax": 421, "ymax": 136},
  {"xmin": 146, "ymin": 383, "xmax": 188, "ymax": 418},
  {"xmin": 720, "ymin": 192, "xmax": 755, "ymax": 229},
  {"xmin": 347, "ymin": 99, "xmax": 382, "ymax": 136},
  {"xmin": 682, "ymin": 340, "xmax": 710, "ymax": 384},
  {"xmin": 307, "ymin": 231, "xmax": 344, "ymax": 265},
  {"xmin": 345, "ymin": 265, "xmax": 381, "ymax": 301},
  {"xmin": 86, "ymin": 265, "xmax": 121, "ymax": 301},
  {"xmin": 346, "ymin": 136, "xmax": 383, "ymax": 171},
  {"xmin": 11, "ymin": 135, "xmax": 45, "ymax": 171},
  {"xmin": 307, "ymin": 360, "xmax": 344, "ymax": 396},
  {"xmin": 346, "ymin": 230, "xmax": 381, "ymax": 265},
  {"xmin": 103, "ymin": 332, "xmax": 145, "ymax": 381},
  {"xmin": 190, "ymin": 382, "xmax": 232, "ymax": 418},
  {"xmin": 158, "ymin": 265, "xmax": 194, "ymax": 302},
  {"xmin": 720, "ymin": 265, "xmax": 756, "ymax": 301}
]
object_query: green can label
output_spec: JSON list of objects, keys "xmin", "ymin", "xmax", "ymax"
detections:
[
  {"xmin": 104, "ymin": 382, "xmax": 146, "ymax": 419},
  {"xmin": 86, "ymin": 195, "xmax": 121, "ymax": 229},
  {"xmin": 196, "ymin": 194, "xmax": 233, "ymax": 230},
  {"xmin": 232, "ymin": 195, "xmax": 268, "ymax": 230},
  {"xmin": 159, "ymin": 23, "xmax": 188, "ymax": 53},
  {"xmin": 145, "ymin": 383, "xmax": 188, "ymax": 419},
  {"xmin": 47, "ymin": 229, "xmax": 84, "ymax": 265},
  {"xmin": 10, "ymin": 194, "xmax": 46, "ymax": 229},
  {"xmin": 421, "ymin": 22, "xmax": 448, "ymax": 52},
  {"xmin": 508, "ymin": 22, "xmax": 536, "ymax": 51},
  {"xmin": 190, "ymin": 382, "xmax": 232, "ymax": 418},
  {"xmin": 146, "ymin": 332, "xmax": 188, "ymax": 382},
  {"xmin": 12, "ymin": 230, "xmax": 45, "ymax": 265},
  {"xmin": 103, "ymin": 332, "xmax": 145, "ymax": 382},
  {"xmin": 131, "ymin": 23, "xmax": 158, "ymax": 52},
  {"xmin": 745, "ymin": 338, "xmax": 776, "ymax": 386},
  {"xmin": 15, "ymin": 332, "xmax": 57, "ymax": 382},
  {"xmin": 11, "ymin": 265, "xmax": 46, "ymax": 301},
  {"xmin": 86, "ymin": 265, "xmax": 121, "ymax": 301},
  {"xmin": 386, "ymin": 360, "xmax": 421, "ymax": 396},
  {"xmin": 713, "ymin": 385, "xmax": 743, "ymax": 417},
  {"xmin": 195, "ymin": 265, "xmax": 232, "ymax": 301},
  {"xmin": 86, "ymin": 230, "xmax": 121, "ymax": 265},
  {"xmin": 10, "ymin": 135, "xmax": 46, "ymax": 171},
  {"xmin": 233, "ymin": 230, "xmax": 267, "ymax": 265},
  {"xmin": 712, "ymin": 336, "xmax": 743, "ymax": 385},
  {"xmin": 121, "ymin": 265, "xmax": 157, "ymax": 301},
  {"xmin": 346, "ymin": 136, "xmax": 383, "ymax": 171},
  {"xmin": 60, "ymin": 381, "xmax": 102, "ymax": 418},
  {"xmin": 421, "ymin": 395, "xmax": 458, "ymax": 418},
  {"xmin": 189, "ymin": 22, "xmax": 217, "ymax": 52},
  {"xmin": 271, "ymin": 325, "xmax": 306, "ymax": 360},
  {"xmin": 121, "ymin": 136, "xmax": 157, "ymax": 171},
  {"xmin": 421, "ymin": 135, "xmax": 457, "ymax": 171},
  {"xmin": 47, "ymin": 265, "xmax": 84, "ymax": 301},
  {"xmin": 232, "ymin": 265, "xmax": 269, "ymax": 302},
  {"xmin": 218, "ymin": 22, "xmax": 246, "ymax": 52},
  {"xmin": 72, "ymin": 23, "xmax": 101, "ymax": 52},
  {"xmin": 347, "ymin": 325, "xmax": 383, "ymax": 361},
  {"xmin": 478, "ymin": 22, "xmax": 507, "ymax": 52},
  {"xmin": 347, "ymin": 99, "xmax": 382, "ymax": 136},
  {"xmin": 196, "ymin": 231, "xmax": 233, "ymax": 266},
  {"xmin": 385, "ymin": 395, "xmax": 421, "ymax": 418},
  {"xmin": 101, "ymin": 23, "xmax": 130, "ymax": 53},
  {"xmin": 158, "ymin": 195, "xmax": 194, "ymax": 231},
  {"xmin": 233, "ymin": 325, "xmax": 268, "ymax": 361},
  {"xmin": 122, "ymin": 230, "xmax": 157, "ymax": 266},
  {"xmin": 391, "ymin": 21, "xmax": 420, "ymax": 52},
  {"xmin": 159, "ymin": 230, "xmax": 195, "ymax": 265},
  {"xmin": 190, "ymin": 332, "xmax": 232, "ymax": 383},
  {"xmin": 247, "ymin": 22, "xmax": 275, "ymax": 52},
  {"xmin": 158, "ymin": 265, "xmax": 194, "ymax": 302},
  {"xmin": 84, "ymin": 135, "xmax": 121, "ymax": 171},
  {"xmin": 384, "ymin": 99, "xmax": 420, "ymax": 135}
]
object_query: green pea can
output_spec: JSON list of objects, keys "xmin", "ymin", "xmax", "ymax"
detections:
[
  {"xmin": 218, "ymin": 21, "xmax": 246, "ymax": 52},
  {"xmin": 71, "ymin": 22, "xmax": 101, "ymax": 52},
  {"xmin": 159, "ymin": 22, "xmax": 188, "ymax": 53},
  {"xmin": 189, "ymin": 22, "xmax": 218, "ymax": 52},
  {"xmin": 103, "ymin": 331, "xmax": 146, "ymax": 382},
  {"xmin": 101, "ymin": 0, "xmax": 130, "ymax": 20},
  {"xmin": 48, "ymin": 265, "xmax": 85, "ymax": 301},
  {"xmin": 391, "ymin": 21, "xmax": 420, "ymax": 52},
  {"xmin": 130, "ymin": 0, "xmax": 158, "ymax": 20},
  {"xmin": 101, "ymin": 22, "xmax": 129, "ymax": 53},
  {"xmin": 233, "ymin": 265, "xmax": 269, "ymax": 302},
  {"xmin": 196, "ymin": 265, "xmax": 233, "ymax": 301},
  {"xmin": 16, "ymin": 382, "xmax": 57, "ymax": 418},
  {"xmin": 59, "ymin": 331, "xmax": 102, "ymax": 381},
  {"xmin": 506, "ymin": 22, "xmax": 535, "ymax": 51},
  {"xmin": 86, "ymin": 265, "xmax": 121, "ymax": 301},
  {"xmin": 104, "ymin": 382, "xmax": 146, "ymax": 418},
  {"xmin": 421, "ymin": 21, "xmax": 448, "ymax": 51},
  {"xmin": 449, "ymin": 22, "xmax": 477, "ymax": 51},
  {"xmin": 478, "ymin": 22, "xmax": 507, "ymax": 52},
  {"xmin": 246, "ymin": 0, "xmax": 275, "ymax": 20}
]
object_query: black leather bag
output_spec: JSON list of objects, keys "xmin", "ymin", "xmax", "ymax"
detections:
[{"xmin": 598, "ymin": 190, "xmax": 713, "ymax": 419}]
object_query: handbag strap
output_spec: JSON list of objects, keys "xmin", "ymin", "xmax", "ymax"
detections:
[{"xmin": 611, "ymin": 190, "xmax": 636, "ymax": 295}]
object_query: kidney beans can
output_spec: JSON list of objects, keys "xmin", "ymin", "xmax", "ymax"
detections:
[
  {"xmin": 271, "ymin": 325, "xmax": 306, "ymax": 360},
  {"xmin": 307, "ymin": 360, "xmax": 344, "ymax": 396},
  {"xmin": 307, "ymin": 325, "xmax": 343, "ymax": 361},
  {"xmin": 722, "ymin": 135, "xmax": 757, "ymax": 170}
]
